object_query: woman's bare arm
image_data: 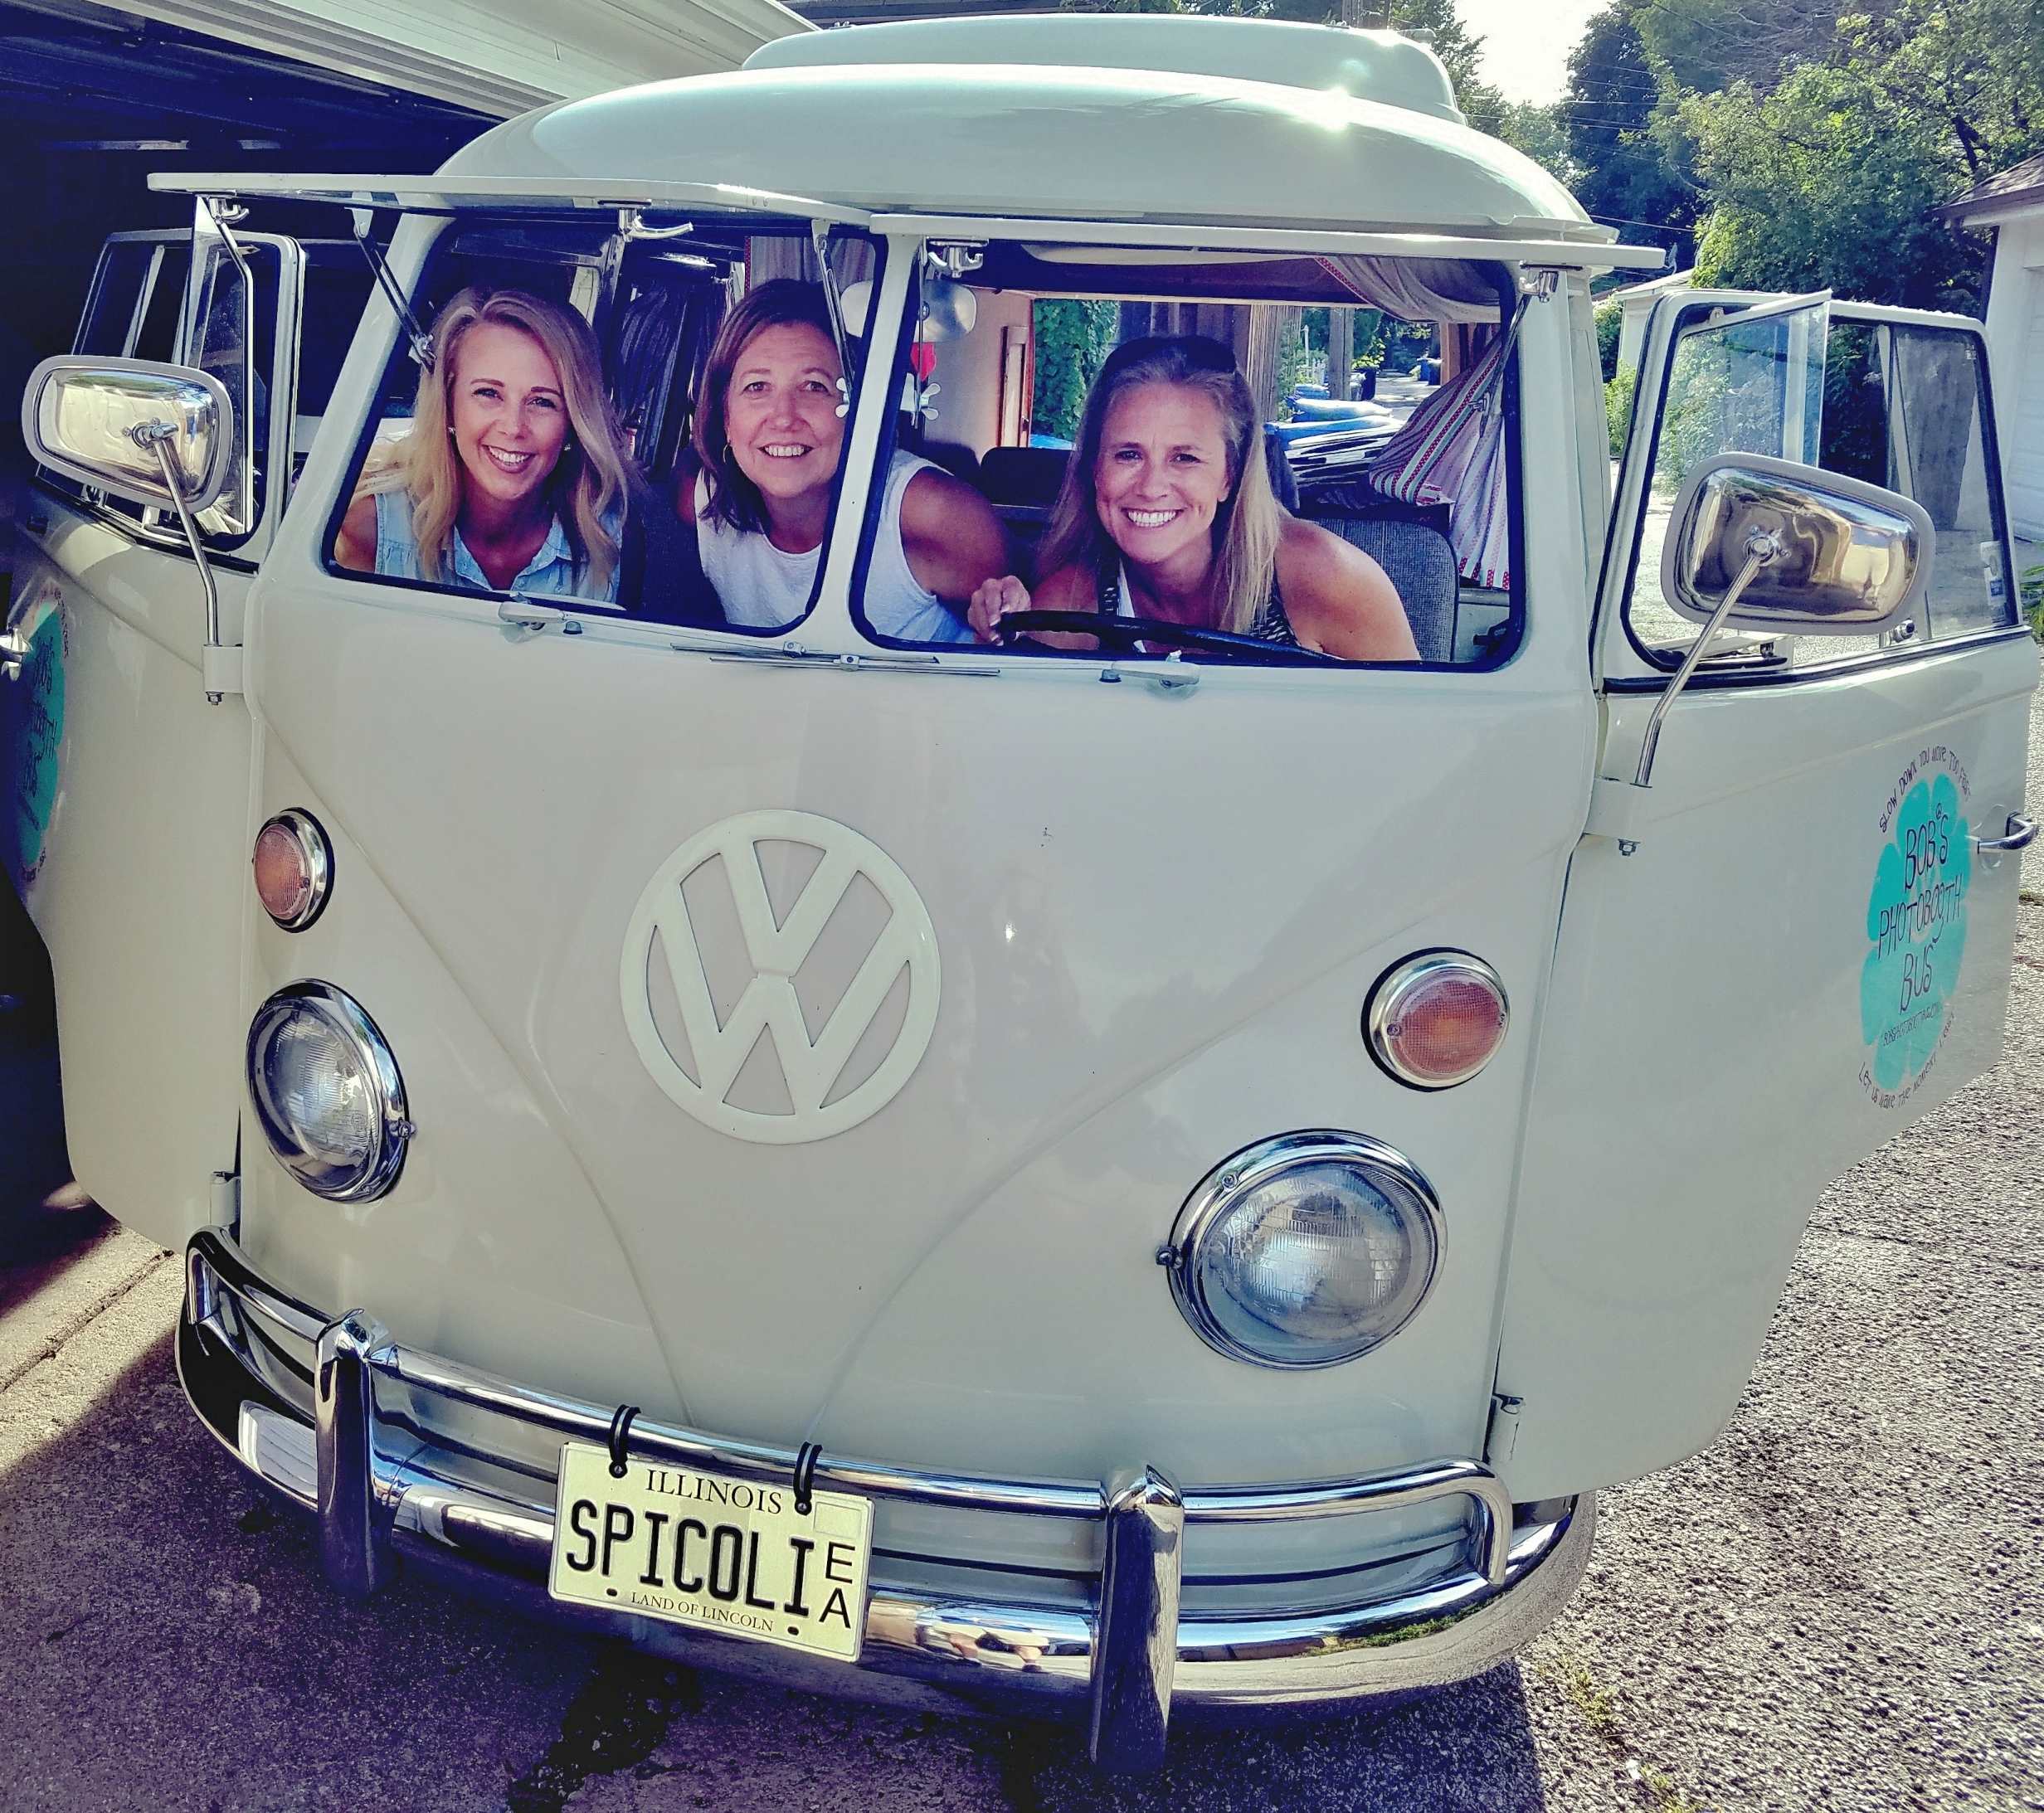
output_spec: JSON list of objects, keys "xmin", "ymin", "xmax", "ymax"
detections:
[
  {"xmin": 333, "ymin": 493, "xmax": 379, "ymax": 572},
  {"xmin": 898, "ymin": 468, "xmax": 1010, "ymax": 600},
  {"xmin": 1275, "ymin": 518, "xmax": 1421, "ymax": 662}
]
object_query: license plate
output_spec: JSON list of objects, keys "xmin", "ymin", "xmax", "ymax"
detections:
[{"xmin": 548, "ymin": 1441, "xmax": 873, "ymax": 1662}]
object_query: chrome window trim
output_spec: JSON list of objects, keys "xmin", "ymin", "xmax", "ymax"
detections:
[
  {"xmin": 1363, "ymin": 950, "xmax": 1510, "ymax": 1091},
  {"xmin": 1161, "ymin": 1130, "xmax": 1445, "ymax": 1371}
]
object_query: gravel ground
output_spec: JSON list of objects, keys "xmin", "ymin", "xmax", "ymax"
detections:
[{"xmin": 1, "ymin": 811, "xmax": 2040, "ymax": 1812}]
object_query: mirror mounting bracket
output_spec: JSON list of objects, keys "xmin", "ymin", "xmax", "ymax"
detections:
[
  {"xmin": 131, "ymin": 420, "xmax": 231, "ymax": 702},
  {"xmin": 1632, "ymin": 524, "xmax": 1782, "ymax": 792}
]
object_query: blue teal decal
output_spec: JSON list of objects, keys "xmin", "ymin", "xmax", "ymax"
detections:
[
  {"xmin": 2, "ymin": 584, "xmax": 66, "ymax": 894},
  {"xmin": 1860, "ymin": 747, "xmax": 1970, "ymax": 1107}
]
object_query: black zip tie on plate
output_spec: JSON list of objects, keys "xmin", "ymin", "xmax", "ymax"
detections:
[
  {"xmin": 607, "ymin": 1404, "xmax": 640, "ymax": 1480},
  {"xmin": 791, "ymin": 1441, "xmax": 823, "ymax": 1516}
]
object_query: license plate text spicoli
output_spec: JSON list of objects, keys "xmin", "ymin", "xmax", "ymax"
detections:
[{"xmin": 548, "ymin": 1443, "xmax": 873, "ymax": 1663}]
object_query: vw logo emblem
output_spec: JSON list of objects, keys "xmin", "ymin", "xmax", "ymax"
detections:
[{"xmin": 620, "ymin": 810, "xmax": 941, "ymax": 1144}]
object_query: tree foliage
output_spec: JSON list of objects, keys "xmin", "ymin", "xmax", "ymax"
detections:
[
  {"xmin": 1681, "ymin": 63, "xmax": 1986, "ymax": 306},
  {"xmin": 1031, "ymin": 299, "xmax": 1120, "ymax": 442},
  {"xmin": 1555, "ymin": 0, "xmax": 2042, "ymax": 309}
]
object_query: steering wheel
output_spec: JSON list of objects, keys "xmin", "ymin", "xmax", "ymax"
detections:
[{"xmin": 990, "ymin": 610, "xmax": 1342, "ymax": 666}]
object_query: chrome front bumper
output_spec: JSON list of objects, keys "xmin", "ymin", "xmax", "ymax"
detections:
[{"xmin": 178, "ymin": 1228, "xmax": 1594, "ymax": 1769}]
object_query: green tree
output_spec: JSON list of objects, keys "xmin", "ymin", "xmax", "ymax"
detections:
[
  {"xmin": 1492, "ymin": 99, "xmax": 1572, "ymax": 181},
  {"xmin": 1032, "ymin": 299, "xmax": 1120, "ymax": 441},
  {"xmin": 1632, "ymin": 0, "xmax": 1842, "ymax": 95},
  {"xmin": 1834, "ymin": 0, "xmax": 2044, "ymax": 183},
  {"xmin": 1560, "ymin": 4, "xmax": 1696, "ymax": 258},
  {"xmin": 1681, "ymin": 64, "xmax": 1983, "ymax": 307}
]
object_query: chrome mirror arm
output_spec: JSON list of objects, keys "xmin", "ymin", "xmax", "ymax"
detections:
[
  {"xmin": 1633, "ymin": 525, "xmax": 1782, "ymax": 790},
  {"xmin": 131, "ymin": 420, "xmax": 228, "ymax": 703}
]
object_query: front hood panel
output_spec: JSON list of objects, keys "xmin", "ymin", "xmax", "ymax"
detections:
[{"xmin": 257, "ymin": 591, "xmax": 1591, "ymax": 1479}]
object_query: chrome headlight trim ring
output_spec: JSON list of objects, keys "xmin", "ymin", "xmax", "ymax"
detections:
[
  {"xmin": 1363, "ymin": 950, "xmax": 1510, "ymax": 1091},
  {"xmin": 253, "ymin": 808, "xmax": 335, "ymax": 933},
  {"xmin": 246, "ymin": 980, "xmax": 413, "ymax": 1203},
  {"xmin": 1162, "ymin": 1130, "xmax": 1444, "ymax": 1371}
]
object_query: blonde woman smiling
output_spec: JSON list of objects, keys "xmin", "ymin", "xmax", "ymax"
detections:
[
  {"xmin": 337, "ymin": 287, "xmax": 630, "ymax": 602},
  {"xmin": 968, "ymin": 335, "xmax": 1417, "ymax": 662}
]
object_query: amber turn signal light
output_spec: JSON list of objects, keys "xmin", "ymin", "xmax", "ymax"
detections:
[
  {"xmin": 1364, "ymin": 951, "xmax": 1509, "ymax": 1090},
  {"xmin": 252, "ymin": 809, "xmax": 333, "ymax": 932}
]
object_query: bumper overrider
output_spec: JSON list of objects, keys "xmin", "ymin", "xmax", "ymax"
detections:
[{"xmin": 178, "ymin": 1229, "xmax": 1594, "ymax": 1770}]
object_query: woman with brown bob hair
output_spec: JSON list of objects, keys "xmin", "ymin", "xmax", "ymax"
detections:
[
  {"xmin": 968, "ymin": 335, "xmax": 1416, "ymax": 662},
  {"xmin": 679, "ymin": 278, "xmax": 1006, "ymax": 639},
  {"xmin": 337, "ymin": 286, "xmax": 630, "ymax": 600}
]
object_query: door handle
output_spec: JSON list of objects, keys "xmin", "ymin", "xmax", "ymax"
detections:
[{"xmin": 1974, "ymin": 813, "xmax": 2037, "ymax": 853}]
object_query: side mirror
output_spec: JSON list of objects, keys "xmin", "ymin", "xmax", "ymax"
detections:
[
  {"xmin": 22, "ymin": 356, "xmax": 235, "ymax": 515},
  {"xmin": 1662, "ymin": 453, "xmax": 1933, "ymax": 637}
]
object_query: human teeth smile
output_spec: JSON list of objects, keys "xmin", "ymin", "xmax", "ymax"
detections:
[
  {"xmin": 762, "ymin": 444, "xmax": 812, "ymax": 459},
  {"xmin": 1125, "ymin": 508, "xmax": 1180, "ymax": 528},
  {"xmin": 482, "ymin": 446, "xmax": 536, "ymax": 473}
]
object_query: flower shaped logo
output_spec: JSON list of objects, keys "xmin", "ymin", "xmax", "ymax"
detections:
[{"xmin": 1861, "ymin": 774, "xmax": 1969, "ymax": 1092}]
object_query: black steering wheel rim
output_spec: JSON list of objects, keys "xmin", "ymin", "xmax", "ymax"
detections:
[{"xmin": 992, "ymin": 610, "xmax": 1341, "ymax": 666}]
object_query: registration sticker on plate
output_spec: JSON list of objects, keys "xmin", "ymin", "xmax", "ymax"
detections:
[{"xmin": 548, "ymin": 1442, "xmax": 873, "ymax": 1662}]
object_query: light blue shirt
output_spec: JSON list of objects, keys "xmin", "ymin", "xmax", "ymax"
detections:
[{"xmin": 374, "ymin": 488, "xmax": 621, "ymax": 605}]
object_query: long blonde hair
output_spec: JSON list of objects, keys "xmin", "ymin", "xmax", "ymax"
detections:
[
  {"xmin": 363, "ymin": 287, "xmax": 628, "ymax": 591},
  {"xmin": 1038, "ymin": 335, "xmax": 1283, "ymax": 635}
]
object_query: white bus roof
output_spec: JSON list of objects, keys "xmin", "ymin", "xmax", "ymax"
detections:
[
  {"xmin": 431, "ymin": 18, "xmax": 1599, "ymax": 243},
  {"xmin": 745, "ymin": 17, "xmax": 1463, "ymax": 123}
]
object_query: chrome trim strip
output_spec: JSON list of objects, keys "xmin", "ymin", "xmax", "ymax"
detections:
[
  {"xmin": 1183, "ymin": 1458, "xmax": 1512, "ymax": 1587},
  {"xmin": 181, "ymin": 1229, "xmax": 1592, "ymax": 1723},
  {"xmin": 386, "ymin": 1341, "xmax": 1107, "ymax": 1519}
]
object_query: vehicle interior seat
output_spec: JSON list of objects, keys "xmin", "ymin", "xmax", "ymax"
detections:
[
  {"xmin": 908, "ymin": 437, "xmax": 982, "ymax": 486},
  {"xmin": 1315, "ymin": 517, "xmax": 1458, "ymax": 662},
  {"xmin": 978, "ymin": 446, "xmax": 1068, "ymax": 508}
]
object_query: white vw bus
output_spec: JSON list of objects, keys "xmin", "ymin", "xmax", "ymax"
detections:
[{"xmin": 5, "ymin": 17, "xmax": 2034, "ymax": 1770}]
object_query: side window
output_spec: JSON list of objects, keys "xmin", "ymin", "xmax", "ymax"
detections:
[
  {"xmin": 133, "ymin": 245, "xmax": 190, "ymax": 364},
  {"xmin": 1822, "ymin": 317, "xmax": 2012, "ymax": 639},
  {"xmin": 187, "ymin": 242, "xmax": 279, "ymax": 546},
  {"xmin": 294, "ymin": 248, "xmax": 377, "ymax": 488},
  {"xmin": 1621, "ymin": 296, "xmax": 2014, "ymax": 667},
  {"xmin": 69, "ymin": 238, "xmax": 189, "ymax": 364},
  {"xmin": 1622, "ymin": 294, "xmax": 1827, "ymax": 660},
  {"xmin": 854, "ymin": 244, "xmax": 1516, "ymax": 664},
  {"xmin": 75, "ymin": 241, "xmax": 155, "ymax": 357}
]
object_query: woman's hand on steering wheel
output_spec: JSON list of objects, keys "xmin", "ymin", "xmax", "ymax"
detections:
[{"xmin": 968, "ymin": 575, "xmax": 1032, "ymax": 643}]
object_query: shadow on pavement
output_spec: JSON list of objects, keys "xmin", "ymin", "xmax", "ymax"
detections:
[
  {"xmin": 0, "ymin": 1329, "xmax": 595, "ymax": 1813},
  {"xmin": 989, "ymin": 1666, "xmax": 1546, "ymax": 1813}
]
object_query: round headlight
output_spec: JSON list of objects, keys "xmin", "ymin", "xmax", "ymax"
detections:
[
  {"xmin": 1161, "ymin": 1132, "xmax": 1442, "ymax": 1369},
  {"xmin": 247, "ymin": 982, "xmax": 411, "ymax": 1201}
]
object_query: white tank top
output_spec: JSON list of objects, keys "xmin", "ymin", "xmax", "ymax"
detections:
[{"xmin": 695, "ymin": 450, "xmax": 971, "ymax": 644}]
